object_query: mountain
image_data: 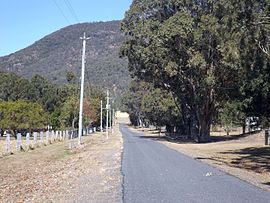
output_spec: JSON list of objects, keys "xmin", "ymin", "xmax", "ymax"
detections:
[{"xmin": 0, "ymin": 21, "xmax": 130, "ymax": 92}]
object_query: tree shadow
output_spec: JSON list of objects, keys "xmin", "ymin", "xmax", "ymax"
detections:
[
  {"xmin": 263, "ymin": 182, "xmax": 270, "ymax": 187},
  {"xmin": 136, "ymin": 128, "xmax": 166, "ymax": 134},
  {"xmin": 163, "ymin": 131, "xmax": 260, "ymax": 144},
  {"xmin": 210, "ymin": 130, "xmax": 261, "ymax": 143},
  {"xmin": 135, "ymin": 129, "xmax": 262, "ymax": 144},
  {"xmin": 136, "ymin": 135, "xmax": 166, "ymax": 141},
  {"xmin": 136, "ymin": 134, "xmax": 195, "ymax": 144},
  {"xmin": 220, "ymin": 147, "xmax": 270, "ymax": 173}
]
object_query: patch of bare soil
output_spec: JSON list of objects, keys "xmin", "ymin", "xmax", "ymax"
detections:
[
  {"xmin": 132, "ymin": 127, "xmax": 270, "ymax": 192},
  {"xmin": 0, "ymin": 126, "xmax": 123, "ymax": 202}
]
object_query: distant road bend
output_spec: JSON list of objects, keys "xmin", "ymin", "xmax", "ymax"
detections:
[{"xmin": 120, "ymin": 124, "xmax": 270, "ymax": 203}]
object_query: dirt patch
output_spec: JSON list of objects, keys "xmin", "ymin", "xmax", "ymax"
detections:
[
  {"xmin": 131, "ymin": 127, "xmax": 270, "ymax": 192},
  {"xmin": 0, "ymin": 126, "xmax": 123, "ymax": 202}
]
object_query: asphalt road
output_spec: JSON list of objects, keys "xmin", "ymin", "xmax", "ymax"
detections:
[{"xmin": 120, "ymin": 125, "xmax": 270, "ymax": 203}]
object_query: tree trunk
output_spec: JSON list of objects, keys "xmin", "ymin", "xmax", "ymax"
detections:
[
  {"xmin": 166, "ymin": 124, "xmax": 174, "ymax": 133},
  {"xmin": 179, "ymin": 103, "xmax": 191, "ymax": 136},
  {"xmin": 176, "ymin": 87, "xmax": 214, "ymax": 143},
  {"xmin": 72, "ymin": 117, "xmax": 77, "ymax": 129},
  {"xmin": 196, "ymin": 95, "xmax": 214, "ymax": 143},
  {"xmin": 189, "ymin": 112, "xmax": 199, "ymax": 140},
  {"xmin": 198, "ymin": 119, "xmax": 211, "ymax": 143},
  {"xmin": 242, "ymin": 121, "xmax": 246, "ymax": 134}
]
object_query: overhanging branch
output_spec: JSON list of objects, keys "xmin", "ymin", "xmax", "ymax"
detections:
[{"xmin": 257, "ymin": 40, "xmax": 270, "ymax": 58}]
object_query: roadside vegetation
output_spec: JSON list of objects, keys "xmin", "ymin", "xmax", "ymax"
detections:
[
  {"xmin": 0, "ymin": 71, "xmax": 105, "ymax": 136},
  {"xmin": 120, "ymin": 0, "xmax": 270, "ymax": 143}
]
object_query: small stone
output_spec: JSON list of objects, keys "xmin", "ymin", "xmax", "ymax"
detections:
[{"xmin": 205, "ymin": 172, "xmax": 213, "ymax": 176}]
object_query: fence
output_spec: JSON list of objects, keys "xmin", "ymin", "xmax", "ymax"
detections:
[
  {"xmin": 1, "ymin": 127, "xmax": 96, "ymax": 156},
  {"xmin": 265, "ymin": 129, "xmax": 270, "ymax": 145}
]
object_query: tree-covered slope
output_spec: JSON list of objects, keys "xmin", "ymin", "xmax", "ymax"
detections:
[{"xmin": 0, "ymin": 21, "xmax": 130, "ymax": 91}]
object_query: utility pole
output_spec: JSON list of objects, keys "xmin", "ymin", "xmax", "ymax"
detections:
[
  {"xmin": 110, "ymin": 104, "xmax": 112, "ymax": 131},
  {"xmin": 112, "ymin": 108, "xmax": 115, "ymax": 133},
  {"xmin": 113, "ymin": 108, "xmax": 115, "ymax": 125},
  {"xmin": 106, "ymin": 90, "xmax": 109, "ymax": 139},
  {"xmin": 100, "ymin": 100, "xmax": 103, "ymax": 132},
  {"xmin": 78, "ymin": 33, "xmax": 89, "ymax": 145}
]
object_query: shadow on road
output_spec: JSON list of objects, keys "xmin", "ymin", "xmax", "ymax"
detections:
[
  {"xmin": 136, "ymin": 134, "xmax": 195, "ymax": 144},
  {"xmin": 135, "ymin": 135, "xmax": 166, "ymax": 141}
]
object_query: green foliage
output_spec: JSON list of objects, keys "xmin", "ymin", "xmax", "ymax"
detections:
[
  {"xmin": 66, "ymin": 71, "xmax": 77, "ymax": 84},
  {"xmin": 121, "ymin": 80, "xmax": 150, "ymax": 126},
  {"xmin": 219, "ymin": 101, "xmax": 245, "ymax": 136},
  {"xmin": 141, "ymin": 88, "xmax": 180, "ymax": 129},
  {"xmin": 121, "ymin": 0, "xmax": 270, "ymax": 142},
  {"xmin": 49, "ymin": 108, "xmax": 62, "ymax": 129},
  {"xmin": 0, "ymin": 100, "xmax": 48, "ymax": 134},
  {"xmin": 59, "ymin": 85, "xmax": 106, "ymax": 129},
  {"xmin": 122, "ymin": 80, "xmax": 180, "ymax": 129},
  {"xmin": 30, "ymin": 75, "xmax": 62, "ymax": 112},
  {"xmin": 59, "ymin": 96, "xmax": 79, "ymax": 129},
  {"xmin": 85, "ymin": 86, "xmax": 106, "ymax": 126},
  {"xmin": 0, "ymin": 72, "xmax": 106, "ymax": 131},
  {"xmin": 0, "ymin": 72, "xmax": 33, "ymax": 101}
]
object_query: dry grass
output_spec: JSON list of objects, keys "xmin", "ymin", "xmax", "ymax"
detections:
[
  {"xmin": 0, "ymin": 127, "xmax": 123, "ymax": 202},
  {"xmin": 0, "ymin": 136, "xmax": 61, "ymax": 157},
  {"xmin": 132, "ymin": 127, "xmax": 270, "ymax": 191},
  {"xmin": 0, "ymin": 137, "xmax": 17, "ymax": 155}
]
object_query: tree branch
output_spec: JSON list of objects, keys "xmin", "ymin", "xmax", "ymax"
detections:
[{"xmin": 257, "ymin": 40, "xmax": 270, "ymax": 58}]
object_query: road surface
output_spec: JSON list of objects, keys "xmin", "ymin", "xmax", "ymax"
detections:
[{"xmin": 120, "ymin": 125, "xmax": 270, "ymax": 203}]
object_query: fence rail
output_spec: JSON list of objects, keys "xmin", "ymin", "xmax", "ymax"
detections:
[{"xmin": 1, "ymin": 127, "xmax": 96, "ymax": 156}]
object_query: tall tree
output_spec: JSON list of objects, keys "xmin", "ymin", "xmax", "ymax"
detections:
[
  {"xmin": 234, "ymin": 0, "xmax": 270, "ymax": 126},
  {"xmin": 60, "ymin": 96, "xmax": 79, "ymax": 129},
  {"xmin": 121, "ymin": 0, "xmax": 270, "ymax": 142},
  {"xmin": 0, "ymin": 100, "xmax": 48, "ymax": 135},
  {"xmin": 121, "ymin": 80, "xmax": 150, "ymax": 126}
]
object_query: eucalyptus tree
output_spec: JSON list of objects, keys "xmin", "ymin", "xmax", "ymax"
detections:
[
  {"xmin": 121, "ymin": 0, "xmax": 270, "ymax": 142},
  {"xmin": 234, "ymin": 0, "xmax": 270, "ymax": 126},
  {"xmin": 141, "ymin": 87, "xmax": 180, "ymax": 133},
  {"xmin": 121, "ymin": 80, "xmax": 150, "ymax": 126}
]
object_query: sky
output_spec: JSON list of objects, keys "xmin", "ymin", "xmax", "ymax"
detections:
[{"xmin": 0, "ymin": 0, "xmax": 133, "ymax": 56}]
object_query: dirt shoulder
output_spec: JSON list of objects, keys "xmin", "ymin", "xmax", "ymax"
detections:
[
  {"xmin": 0, "ymin": 126, "xmax": 123, "ymax": 202},
  {"xmin": 131, "ymin": 127, "xmax": 270, "ymax": 192}
]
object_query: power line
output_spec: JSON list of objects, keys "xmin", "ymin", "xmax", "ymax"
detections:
[
  {"xmin": 52, "ymin": 0, "xmax": 71, "ymax": 24},
  {"xmin": 63, "ymin": 0, "xmax": 80, "ymax": 23}
]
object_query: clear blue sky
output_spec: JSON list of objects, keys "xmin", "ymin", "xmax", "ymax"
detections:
[{"xmin": 0, "ymin": 0, "xmax": 132, "ymax": 56}]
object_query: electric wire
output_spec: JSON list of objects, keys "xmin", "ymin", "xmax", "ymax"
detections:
[
  {"xmin": 52, "ymin": 0, "xmax": 71, "ymax": 24},
  {"xmin": 63, "ymin": 0, "xmax": 80, "ymax": 23},
  {"xmin": 51, "ymin": 0, "xmax": 83, "ymax": 133}
]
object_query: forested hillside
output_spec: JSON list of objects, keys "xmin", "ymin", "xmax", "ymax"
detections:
[{"xmin": 0, "ymin": 21, "xmax": 130, "ymax": 92}]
